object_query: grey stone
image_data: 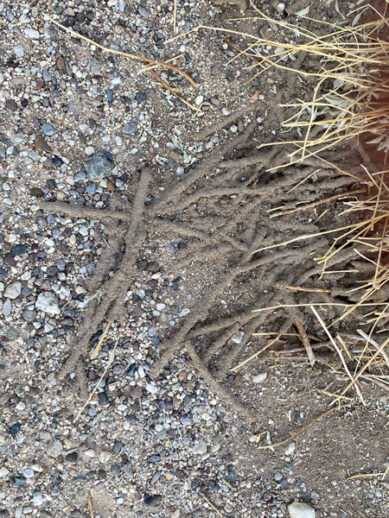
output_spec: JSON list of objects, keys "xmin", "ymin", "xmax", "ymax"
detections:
[
  {"xmin": 192, "ymin": 440, "xmax": 207, "ymax": 455},
  {"xmin": 36, "ymin": 292, "xmax": 60, "ymax": 315},
  {"xmin": 5, "ymin": 282, "xmax": 21, "ymax": 299},
  {"xmin": 47, "ymin": 439, "xmax": 63, "ymax": 458},
  {"xmin": 2, "ymin": 299, "xmax": 11, "ymax": 315},
  {"xmin": 42, "ymin": 123, "xmax": 55, "ymax": 136},
  {"xmin": 22, "ymin": 309, "xmax": 36, "ymax": 322},
  {"xmin": 123, "ymin": 122, "xmax": 137, "ymax": 135},
  {"xmin": 84, "ymin": 153, "xmax": 114, "ymax": 180}
]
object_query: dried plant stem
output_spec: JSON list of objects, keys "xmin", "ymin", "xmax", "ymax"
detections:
[
  {"xmin": 44, "ymin": 14, "xmax": 196, "ymax": 86},
  {"xmin": 256, "ymin": 408, "xmax": 337, "ymax": 449}
]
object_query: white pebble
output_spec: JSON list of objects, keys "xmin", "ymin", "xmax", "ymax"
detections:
[
  {"xmin": 99, "ymin": 451, "xmax": 112, "ymax": 463},
  {"xmin": 23, "ymin": 468, "xmax": 34, "ymax": 479},
  {"xmin": 288, "ymin": 502, "xmax": 315, "ymax": 518},
  {"xmin": 36, "ymin": 292, "xmax": 60, "ymax": 315},
  {"xmin": 16, "ymin": 401, "xmax": 26, "ymax": 411},
  {"xmin": 252, "ymin": 372, "xmax": 267, "ymax": 383},
  {"xmin": 285, "ymin": 442, "xmax": 296, "ymax": 455},
  {"xmin": 192, "ymin": 440, "xmax": 207, "ymax": 455},
  {"xmin": 195, "ymin": 95, "xmax": 204, "ymax": 106},
  {"xmin": 24, "ymin": 28, "xmax": 40, "ymax": 39},
  {"xmin": 14, "ymin": 45, "xmax": 25, "ymax": 58},
  {"xmin": 33, "ymin": 494, "xmax": 43, "ymax": 506},
  {"xmin": 231, "ymin": 331, "xmax": 244, "ymax": 344},
  {"xmin": 146, "ymin": 383, "xmax": 158, "ymax": 394},
  {"xmin": 0, "ymin": 467, "xmax": 10, "ymax": 478}
]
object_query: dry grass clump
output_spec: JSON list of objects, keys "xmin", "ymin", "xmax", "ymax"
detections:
[
  {"xmin": 239, "ymin": 1, "xmax": 389, "ymax": 320},
  {"xmin": 245, "ymin": 1, "xmax": 389, "ymax": 396},
  {"xmin": 169, "ymin": 1, "xmax": 389, "ymax": 315},
  {"xmin": 165, "ymin": 1, "xmax": 389, "ymax": 399}
]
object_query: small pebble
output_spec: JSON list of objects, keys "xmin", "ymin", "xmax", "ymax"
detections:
[
  {"xmin": 123, "ymin": 122, "xmax": 137, "ymax": 135},
  {"xmin": 252, "ymin": 372, "xmax": 267, "ymax": 383},
  {"xmin": 5, "ymin": 282, "xmax": 21, "ymax": 299},
  {"xmin": 143, "ymin": 494, "xmax": 162, "ymax": 507},
  {"xmin": 36, "ymin": 292, "xmax": 60, "ymax": 315},
  {"xmin": 11, "ymin": 244, "xmax": 27, "ymax": 256},
  {"xmin": 47, "ymin": 439, "xmax": 63, "ymax": 458},
  {"xmin": 84, "ymin": 153, "xmax": 114, "ymax": 180},
  {"xmin": 42, "ymin": 123, "xmax": 55, "ymax": 136},
  {"xmin": 146, "ymin": 383, "xmax": 158, "ymax": 394},
  {"xmin": 288, "ymin": 502, "xmax": 316, "ymax": 518},
  {"xmin": 24, "ymin": 28, "xmax": 40, "ymax": 39},
  {"xmin": 32, "ymin": 494, "xmax": 43, "ymax": 506},
  {"xmin": 231, "ymin": 331, "xmax": 244, "ymax": 344},
  {"xmin": 0, "ymin": 467, "xmax": 10, "ymax": 478},
  {"xmin": 192, "ymin": 440, "xmax": 207, "ymax": 455}
]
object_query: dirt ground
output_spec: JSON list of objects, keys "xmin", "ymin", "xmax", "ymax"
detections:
[{"xmin": 0, "ymin": 1, "xmax": 388, "ymax": 517}]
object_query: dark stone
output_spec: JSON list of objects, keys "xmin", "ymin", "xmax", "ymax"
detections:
[
  {"xmin": 62, "ymin": 16, "xmax": 75, "ymax": 27},
  {"xmin": 146, "ymin": 262, "xmax": 160, "ymax": 273},
  {"xmin": 30, "ymin": 187, "xmax": 44, "ymax": 197},
  {"xmin": 113, "ymin": 441, "xmax": 124, "ymax": 454},
  {"xmin": 5, "ymin": 99, "xmax": 18, "ymax": 111},
  {"xmin": 52, "ymin": 156, "xmax": 64, "ymax": 166},
  {"xmin": 123, "ymin": 122, "xmax": 137, "ymax": 135},
  {"xmin": 85, "ymin": 10, "xmax": 95, "ymax": 21},
  {"xmin": 65, "ymin": 452, "xmax": 78, "ymax": 463},
  {"xmin": 103, "ymin": 150, "xmax": 114, "ymax": 162},
  {"xmin": 34, "ymin": 134, "xmax": 52, "ymax": 153},
  {"xmin": 46, "ymin": 266, "xmax": 58, "ymax": 277},
  {"xmin": 11, "ymin": 244, "xmax": 27, "ymax": 256},
  {"xmin": 135, "ymin": 91, "xmax": 146, "ymax": 102},
  {"xmin": 126, "ymin": 363, "xmax": 136, "ymax": 376},
  {"xmin": 106, "ymin": 88, "xmax": 114, "ymax": 102},
  {"xmin": 14, "ymin": 476, "xmax": 26, "ymax": 486},
  {"xmin": 98, "ymin": 392, "xmax": 109, "ymax": 406},
  {"xmin": 46, "ymin": 179, "xmax": 57, "ymax": 190},
  {"xmin": 143, "ymin": 494, "xmax": 162, "ymax": 507},
  {"xmin": 9, "ymin": 422, "xmax": 22, "ymax": 437},
  {"xmin": 226, "ymin": 69, "xmax": 234, "ymax": 82},
  {"xmin": 146, "ymin": 454, "xmax": 160, "ymax": 464}
]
